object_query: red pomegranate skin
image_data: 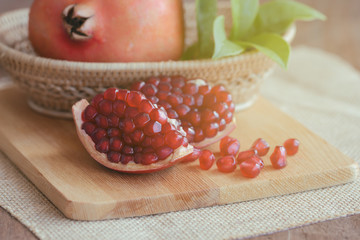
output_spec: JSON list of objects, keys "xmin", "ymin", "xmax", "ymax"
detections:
[{"xmin": 29, "ymin": 0, "xmax": 184, "ymax": 62}]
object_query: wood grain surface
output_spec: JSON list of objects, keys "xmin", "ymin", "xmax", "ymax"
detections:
[{"xmin": 1, "ymin": 0, "xmax": 360, "ymax": 239}]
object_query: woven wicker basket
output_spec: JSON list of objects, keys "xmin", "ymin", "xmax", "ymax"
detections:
[{"xmin": 0, "ymin": 2, "xmax": 295, "ymax": 118}]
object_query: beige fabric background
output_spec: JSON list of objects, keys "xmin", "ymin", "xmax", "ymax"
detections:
[{"xmin": 0, "ymin": 46, "xmax": 359, "ymax": 240}]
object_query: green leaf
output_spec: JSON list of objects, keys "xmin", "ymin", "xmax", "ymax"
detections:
[
  {"xmin": 180, "ymin": 43, "xmax": 199, "ymax": 60},
  {"xmin": 212, "ymin": 16, "xmax": 245, "ymax": 59},
  {"xmin": 238, "ymin": 33, "xmax": 290, "ymax": 68},
  {"xmin": 230, "ymin": 0, "xmax": 259, "ymax": 40},
  {"xmin": 196, "ymin": 0, "xmax": 217, "ymax": 58},
  {"xmin": 254, "ymin": 0, "xmax": 326, "ymax": 34}
]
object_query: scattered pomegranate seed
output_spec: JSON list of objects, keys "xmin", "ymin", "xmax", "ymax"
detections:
[
  {"xmin": 219, "ymin": 137, "xmax": 240, "ymax": 156},
  {"xmin": 216, "ymin": 155, "xmax": 237, "ymax": 173},
  {"xmin": 236, "ymin": 149, "xmax": 258, "ymax": 163},
  {"xmin": 240, "ymin": 158, "xmax": 261, "ymax": 178},
  {"xmin": 270, "ymin": 146, "xmax": 287, "ymax": 169},
  {"xmin": 284, "ymin": 138, "xmax": 300, "ymax": 156},
  {"xmin": 199, "ymin": 150, "xmax": 215, "ymax": 170},
  {"xmin": 251, "ymin": 138, "xmax": 270, "ymax": 156}
]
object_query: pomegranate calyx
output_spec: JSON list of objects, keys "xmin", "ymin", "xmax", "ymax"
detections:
[{"xmin": 62, "ymin": 4, "xmax": 95, "ymax": 41}]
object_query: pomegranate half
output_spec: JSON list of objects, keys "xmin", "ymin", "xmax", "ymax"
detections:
[
  {"xmin": 29, "ymin": 0, "xmax": 184, "ymax": 62},
  {"xmin": 72, "ymin": 89, "xmax": 193, "ymax": 173}
]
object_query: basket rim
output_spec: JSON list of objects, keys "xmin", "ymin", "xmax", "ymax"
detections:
[{"xmin": 0, "ymin": 8, "xmax": 296, "ymax": 72}]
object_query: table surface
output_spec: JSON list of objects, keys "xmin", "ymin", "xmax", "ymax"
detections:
[{"xmin": 1, "ymin": 0, "xmax": 359, "ymax": 239}]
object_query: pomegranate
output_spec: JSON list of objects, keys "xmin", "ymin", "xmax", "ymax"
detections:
[
  {"xmin": 131, "ymin": 76, "xmax": 237, "ymax": 148},
  {"xmin": 29, "ymin": 0, "xmax": 184, "ymax": 62},
  {"xmin": 72, "ymin": 88, "xmax": 194, "ymax": 173}
]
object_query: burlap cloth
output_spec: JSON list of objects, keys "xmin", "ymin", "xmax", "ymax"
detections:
[{"xmin": 0, "ymin": 46, "xmax": 359, "ymax": 239}]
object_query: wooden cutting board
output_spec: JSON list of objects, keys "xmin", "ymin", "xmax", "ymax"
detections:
[{"xmin": 0, "ymin": 87, "xmax": 358, "ymax": 221}]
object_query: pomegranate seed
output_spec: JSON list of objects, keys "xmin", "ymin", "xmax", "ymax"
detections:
[
  {"xmin": 212, "ymin": 102, "xmax": 228, "ymax": 116},
  {"xmin": 218, "ymin": 119, "xmax": 226, "ymax": 131},
  {"xmin": 134, "ymin": 146, "xmax": 143, "ymax": 153},
  {"xmin": 174, "ymin": 104, "xmax": 191, "ymax": 117},
  {"xmin": 220, "ymin": 137, "xmax": 240, "ymax": 156},
  {"xmin": 121, "ymin": 155, "xmax": 134, "ymax": 164},
  {"xmin": 122, "ymin": 134, "xmax": 133, "ymax": 145},
  {"xmin": 122, "ymin": 145, "xmax": 134, "ymax": 155},
  {"xmin": 150, "ymin": 108, "xmax": 168, "ymax": 124},
  {"xmin": 203, "ymin": 94, "xmax": 217, "ymax": 108},
  {"xmin": 165, "ymin": 130, "xmax": 183, "ymax": 149},
  {"xmin": 96, "ymin": 138, "xmax": 110, "ymax": 153},
  {"xmin": 146, "ymin": 77, "xmax": 160, "ymax": 86},
  {"xmin": 223, "ymin": 111, "xmax": 233, "ymax": 124},
  {"xmin": 139, "ymin": 99, "xmax": 154, "ymax": 114},
  {"xmin": 211, "ymin": 84, "xmax": 226, "ymax": 94},
  {"xmin": 149, "ymin": 96, "xmax": 159, "ymax": 104},
  {"xmin": 91, "ymin": 94, "xmax": 104, "ymax": 108},
  {"xmin": 141, "ymin": 153, "xmax": 159, "ymax": 165},
  {"xmin": 107, "ymin": 128, "xmax": 120, "ymax": 137},
  {"xmin": 201, "ymin": 109, "xmax": 219, "ymax": 123},
  {"xmin": 160, "ymin": 76, "xmax": 171, "ymax": 83},
  {"xmin": 90, "ymin": 117, "xmax": 106, "ymax": 132},
  {"xmin": 113, "ymin": 100, "xmax": 126, "ymax": 117},
  {"xmin": 131, "ymin": 129, "xmax": 145, "ymax": 144},
  {"xmin": 251, "ymin": 138, "xmax": 270, "ymax": 156},
  {"xmin": 151, "ymin": 134, "xmax": 165, "ymax": 148},
  {"xmin": 216, "ymin": 155, "xmax": 236, "ymax": 173},
  {"xmin": 143, "ymin": 120, "xmax": 162, "ymax": 136},
  {"xmin": 182, "ymin": 82, "xmax": 198, "ymax": 95},
  {"xmin": 107, "ymin": 152, "xmax": 122, "ymax": 163},
  {"xmin": 103, "ymin": 88, "xmax": 118, "ymax": 101},
  {"xmin": 134, "ymin": 113, "xmax": 150, "ymax": 128},
  {"xmin": 107, "ymin": 113, "xmax": 120, "ymax": 127},
  {"xmin": 194, "ymin": 128, "xmax": 205, "ymax": 142},
  {"xmin": 202, "ymin": 122, "xmax": 219, "ymax": 138},
  {"xmin": 161, "ymin": 122, "xmax": 176, "ymax": 133},
  {"xmin": 124, "ymin": 106, "xmax": 139, "ymax": 119},
  {"xmin": 119, "ymin": 119, "xmax": 135, "ymax": 133},
  {"xmin": 141, "ymin": 136, "xmax": 152, "ymax": 147},
  {"xmin": 171, "ymin": 88, "xmax": 183, "ymax": 96},
  {"xmin": 142, "ymin": 147, "xmax": 155, "ymax": 153},
  {"xmin": 131, "ymin": 81, "xmax": 145, "ymax": 91},
  {"xmin": 98, "ymin": 99, "xmax": 113, "ymax": 116},
  {"xmin": 116, "ymin": 89, "xmax": 129, "ymax": 101},
  {"xmin": 127, "ymin": 91, "xmax": 144, "ymax": 107},
  {"xmin": 156, "ymin": 146, "xmax": 174, "ymax": 160},
  {"xmin": 156, "ymin": 90, "xmax": 170, "ymax": 101},
  {"xmin": 167, "ymin": 94, "xmax": 183, "ymax": 107},
  {"xmin": 228, "ymin": 102, "xmax": 235, "ymax": 113},
  {"xmin": 193, "ymin": 94, "xmax": 204, "ymax": 107},
  {"xmin": 109, "ymin": 137, "xmax": 123, "ymax": 151},
  {"xmin": 216, "ymin": 91, "xmax": 232, "ymax": 103},
  {"xmin": 158, "ymin": 82, "xmax": 172, "ymax": 91},
  {"xmin": 82, "ymin": 122, "xmax": 96, "ymax": 135},
  {"xmin": 157, "ymin": 100, "xmax": 172, "ymax": 110},
  {"xmin": 182, "ymin": 148, "xmax": 201, "ymax": 162},
  {"xmin": 83, "ymin": 105, "xmax": 97, "ymax": 121},
  {"xmin": 199, "ymin": 150, "xmax": 215, "ymax": 170},
  {"xmin": 141, "ymin": 83, "xmax": 158, "ymax": 96},
  {"xmin": 270, "ymin": 146, "xmax": 287, "ymax": 169},
  {"xmin": 240, "ymin": 158, "xmax": 261, "ymax": 178},
  {"xmin": 183, "ymin": 126, "xmax": 195, "ymax": 142},
  {"xmin": 171, "ymin": 77, "xmax": 185, "ymax": 88},
  {"xmin": 186, "ymin": 110, "xmax": 201, "ymax": 127},
  {"xmin": 198, "ymin": 85, "xmax": 211, "ymax": 95},
  {"xmin": 167, "ymin": 109, "xmax": 179, "ymax": 119},
  {"xmin": 91, "ymin": 128, "xmax": 107, "ymax": 143},
  {"xmin": 284, "ymin": 138, "xmax": 300, "ymax": 156},
  {"xmin": 182, "ymin": 94, "xmax": 195, "ymax": 106},
  {"xmin": 237, "ymin": 149, "xmax": 258, "ymax": 163}
]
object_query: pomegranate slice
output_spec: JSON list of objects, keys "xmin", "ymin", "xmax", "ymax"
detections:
[
  {"xmin": 131, "ymin": 76, "xmax": 236, "ymax": 148},
  {"xmin": 72, "ymin": 89, "xmax": 194, "ymax": 173}
]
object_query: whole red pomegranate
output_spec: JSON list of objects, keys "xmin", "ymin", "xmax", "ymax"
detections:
[{"xmin": 29, "ymin": 0, "xmax": 184, "ymax": 62}]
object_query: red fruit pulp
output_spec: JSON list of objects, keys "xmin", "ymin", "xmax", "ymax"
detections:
[
  {"xmin": 219, "ymin": 137, "xmax": 240, "ymax": 156},
  {"xmin": 216, "ymin": 155, "xmax": 237, "ymax": 173},
  {"xmin": 236, "ymin": 149, "xmax": 258, "ymax": 163},
  {"xmin": 251, "ymin": 138, "xmax": 270, "ymax": 156},
  {"xmin": 239, "ymin": 158, "xmax": 261, "ymax": 178},
  {"xmin": 270, "ymin": 146, "xmax": 287, "ymax": 169},
  {"xmin": 199, "ymin": 150, "xmax": 215, "ymax": 170},
  {"xmin": 284, "ymin": 138, "xmax": 300, "ymax": 156}
]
